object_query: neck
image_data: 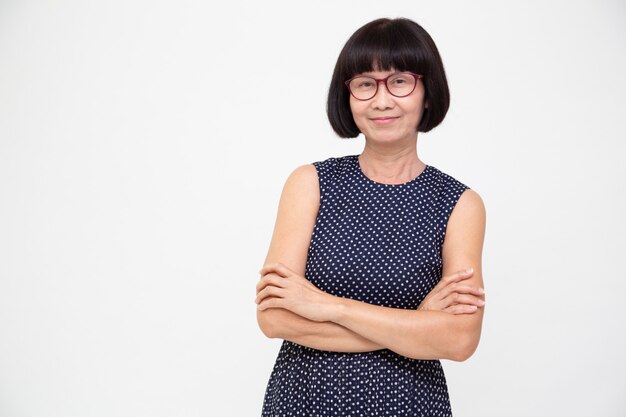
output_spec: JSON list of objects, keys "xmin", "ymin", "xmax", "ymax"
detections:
[{"xmin": 358, "ymin": 143, "xmax": 425, "ymax": 185}]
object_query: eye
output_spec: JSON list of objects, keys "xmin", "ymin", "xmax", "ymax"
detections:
[
  {"xmin": 390, "ymin": 76, "xmax": 409, "ymax": 85},
  {"xmin": 350, "ymin": 77, "xmax": 376, "ymax": 90}
]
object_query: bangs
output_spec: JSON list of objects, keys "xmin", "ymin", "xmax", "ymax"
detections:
[{"xmin": 343, "ymin": 25, "xmax": 424, "ymax": 77}]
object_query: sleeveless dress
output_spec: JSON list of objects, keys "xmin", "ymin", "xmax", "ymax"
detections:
[{"xmin": 261, "ymin": 154, "xmax": 470, "ymax": 417}]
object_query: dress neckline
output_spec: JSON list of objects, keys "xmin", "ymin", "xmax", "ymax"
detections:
[{"xmin": 352, "ymin": 154, "xmax": 431, "ymax": 187}]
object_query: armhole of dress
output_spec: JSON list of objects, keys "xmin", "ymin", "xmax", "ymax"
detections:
[
  {"xmin": 440, "ymin": 184, "xmax": 471, "ymax": 245},
  {"xmin": 311, "ymin": 161, "xmax": 325, "ymax": 208}
]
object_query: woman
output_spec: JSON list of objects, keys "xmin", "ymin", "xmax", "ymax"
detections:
[{"xmin": 255, "ymin": 17, "xmax": 486, "ymax": 416}]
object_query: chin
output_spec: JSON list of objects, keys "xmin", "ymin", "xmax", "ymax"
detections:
[{"xmin": 366, "ymin": 131, "xmax": 407, "ymax": 142}]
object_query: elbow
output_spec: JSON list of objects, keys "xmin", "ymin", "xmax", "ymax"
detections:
[
  {"xmin": 257, "ymin": 310, "xmax": 278, "ymax": 339},
  {"xmin": 450, "ymin": 332, "xmax": 480, "ymax": 362},
  {"xmin": 260, "ymin": 324, "xmax": 276, "ymax": 339}
]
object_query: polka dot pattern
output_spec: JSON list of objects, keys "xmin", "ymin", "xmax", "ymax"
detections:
[{"xmin": 262, "ymin": 154, "xmax": 470, "ymax": 416}]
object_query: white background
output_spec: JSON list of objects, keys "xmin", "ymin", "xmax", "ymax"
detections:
[{"xmin": 1, "ymin": 0, "xmax": 625, "ymax": 416}]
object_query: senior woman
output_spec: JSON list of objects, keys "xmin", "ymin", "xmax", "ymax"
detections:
[{"xmin": 255, "ymin": 17, "xmax": 486, "ymax": 416}]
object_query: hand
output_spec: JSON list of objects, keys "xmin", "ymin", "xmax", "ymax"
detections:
[
  {"xmin": 255, "ymin": 262, "xmax": 338, "ymax": 322},
  {"xmin": 417, "ymin": 267, "xmax": 485, "ymax": 314}
]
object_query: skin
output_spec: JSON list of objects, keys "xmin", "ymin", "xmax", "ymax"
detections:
[{"xmin": 255, "ymin": 66, "xmax": 486, "ymax": 361}]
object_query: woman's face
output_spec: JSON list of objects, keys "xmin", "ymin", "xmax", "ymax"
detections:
[{"xmin": 349, "ymin": 67, "xmax": 427, "ymax": 144}]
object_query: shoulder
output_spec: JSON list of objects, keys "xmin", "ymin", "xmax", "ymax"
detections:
[
  {"xmin": 429, "ymin": 165, "xmax": 485, "ymax": 229},
  {"xmin": 311, "ymin": 155, "xmax": 352, "ymax": 178},
  {"xmin": 282, "ymin": 163, "xmax": 319, "ymax": 201},
  {"xmin": 304, "ymin": 155, "xmax": 355, "ymax": 195},
  {"xmin": 286, "ymin": 163, "xmax": 318, "ymax": 185},
  {"xmin": 429, "ymin": 165, "xmax": 471, "ymax": 196},
  {"xmin": 453, "ymin": 189, "xmax": 486, "ymax": 230},
  {"xmin": 434, "ymin": 166, "xmax": 485, "ymax": 235},
  {"xmin": 436, "ymin": 167, "xmax": 484, "ymax": 215},
  {"xmin": 281, "ymin": 155, "xmax": 352, "ymax": 199}
]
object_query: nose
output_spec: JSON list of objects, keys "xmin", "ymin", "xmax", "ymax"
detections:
[{"xmin": 371, "ymin": 80, "xmax": 395, "ymax": 109}]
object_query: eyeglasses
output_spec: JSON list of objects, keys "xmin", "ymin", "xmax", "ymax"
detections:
[{"xmin": 345, "ymin": 71, "xmax": 423, "ymax": 101}]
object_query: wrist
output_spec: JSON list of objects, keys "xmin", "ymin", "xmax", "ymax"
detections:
[{"xmin": 329, "ymin": 295, "xmax": 349, "ymax": 324}]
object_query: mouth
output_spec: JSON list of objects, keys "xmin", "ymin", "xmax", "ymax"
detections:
[{"xmin": 370, "ymin": 116, "xmax": 399, "ymax": 124}]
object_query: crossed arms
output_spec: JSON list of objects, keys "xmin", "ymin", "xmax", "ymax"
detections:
[{"xmin": 256, "ymin": 164, "xmax": 486, "ymax": 362}]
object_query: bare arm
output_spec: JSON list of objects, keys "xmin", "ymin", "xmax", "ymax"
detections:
[
  {"xmin": 329, "ymin": 189, "xmax": 486, "ymax": 361},
  {"xmin": 261, "ymin": 308, "xmax": 384, "ymax": 352},
  {"xmin": 256, "ymin": 164, "xmax": 384, "ymax": 352}
]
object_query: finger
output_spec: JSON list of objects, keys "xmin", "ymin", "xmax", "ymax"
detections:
[
  {"xmin": 256, "ymin": 273, "xmax": 288, "ymax": 293},
  {"xmin": 445, "ymin": 304, "xmax": 478, "ymax": 314},
  {"xmin": 255, "ymin": 285, "xmax": 285, "ymax": 304},
  {"xmin": 257, "ymin": 296, "xmax": 282, "ymax": 311},
  {"xmin": 259, "ymin": 262, "xmax": 293, "ymax": 278},
  {"xmin": 457, "ymin": 284, "xmax": 485, "ymax": 297},
  {"xmin": 437, "ymin": 283, "xmax": 484, "ymax": 301},
  {"xmin": 441, "ymin": 293, "xmax": 485, "ymax": 308},
  {"xmin": 256, "ymin": 274, "xmax": 283, "ymax": 293}
]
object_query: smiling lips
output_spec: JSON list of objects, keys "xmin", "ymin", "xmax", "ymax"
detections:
[{"xmin": 370, "ymin": 116, "xmax": 399, "ymax": 125}]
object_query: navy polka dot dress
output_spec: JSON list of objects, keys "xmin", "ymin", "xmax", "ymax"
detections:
[{"xmin": 261, "ymin": 154, "xmax": 470, "ymax": 416}]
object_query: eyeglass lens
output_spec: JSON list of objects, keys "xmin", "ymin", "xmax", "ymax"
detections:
[{"xmin": 349, "ymin": 73, "xmax": 416, "ymax": 100}]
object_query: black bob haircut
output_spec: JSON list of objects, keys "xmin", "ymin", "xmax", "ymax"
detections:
[{"xmin": 327, "ymin": 18, "xmax": 450, "ymax": 138}]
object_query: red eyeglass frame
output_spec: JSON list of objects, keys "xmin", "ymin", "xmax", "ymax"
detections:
[{"xmin": 344, "ymin": 71, "xmax": 424, "ymax": 101}]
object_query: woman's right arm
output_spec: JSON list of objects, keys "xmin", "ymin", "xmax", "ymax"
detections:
[{"xmin": 256, "ymin": 163, "xmax": 385, "ymax": 352}]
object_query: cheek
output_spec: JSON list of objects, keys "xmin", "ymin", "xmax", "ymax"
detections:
[
  {"xmin": 349, "ymin": 102, "xmax": 367, "ymax": 123},
  {"xmin": 404, "ymin": 101, "xmax": 425, "ymax": 121},
  {"xmin": 350, "ymin": 98, "xmax": 368, "ymax": 116}
]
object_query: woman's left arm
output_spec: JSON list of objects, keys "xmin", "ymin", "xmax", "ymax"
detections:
[
  {"xmin": 332, "ymin": 189, "xmax": 486, "ymax": 361},
  {"xmin": 258, "ymin": 189, "xmax": 486, "ymax": 362}
]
